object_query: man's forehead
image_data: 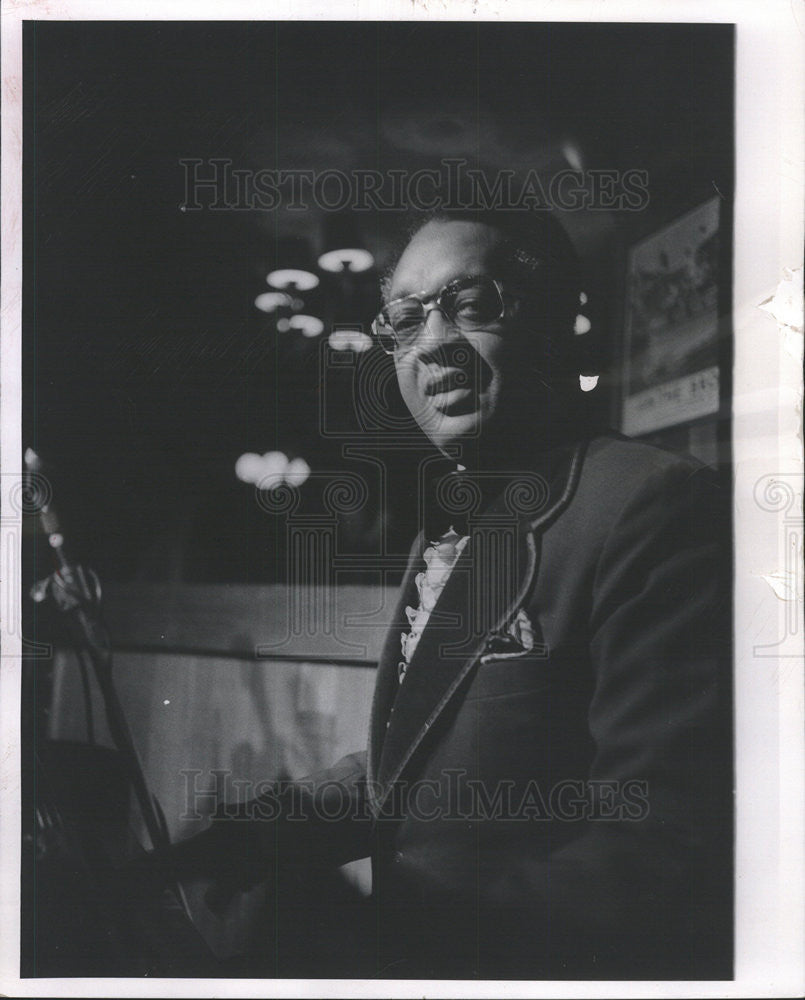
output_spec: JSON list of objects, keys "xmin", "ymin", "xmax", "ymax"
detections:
[{"xmin": 389, "ymin": 220, "xmax": 503, "ymax": 299}]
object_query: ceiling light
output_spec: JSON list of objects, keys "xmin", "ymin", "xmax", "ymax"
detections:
[
  {"xmin": 329, "ymin": 328, "xmax": 372, "ymax": 352},
  {"xmin": 254, "ymin": 291, "xmax": 294, "ymax": 313},
  {"xmin": 235, "ymin": 450, "xmax": 311, "ymax": 491},
  {"xmin": 317, "ymin": 248, "xmax": 374, "ymax": 274},
  {"xmin": 285, "ymin": 457, "xmax": 311, "ymax": 487},
  {"xmin": 235, "ymin": 452, "xmax": 265, "ymax": 484},
  {"xmin": 574, "ymin": 314, "xmax": 592, "ymax": 335},
  {"xmin": 267, "ymin": 268, "xmax": 320, "ymax": 291},
  {"xmin": 288, "ymin": 314, "xmax": 324, "ymax": 338}
]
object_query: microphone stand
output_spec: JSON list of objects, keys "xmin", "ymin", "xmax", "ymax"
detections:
[
  {"xmin": 26, "ymin": 448, "xmax": 170, "ymax": 856},
  {"xmin": 24, "ymin": 448, "xmax": 228, "ymax": 975}
]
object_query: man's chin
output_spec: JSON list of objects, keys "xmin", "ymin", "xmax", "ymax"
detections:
[
  {"xmin": 421, "ymin": 405, "xmax": 540, "ymax": 466},
  {"xmin": 421, "ymin": 409, "xmax": 486, "ymax": 454}
]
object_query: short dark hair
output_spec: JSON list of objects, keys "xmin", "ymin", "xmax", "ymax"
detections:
[{"xmin": 381, "ymin": 207, "xmax": 583, "ymax": 377}]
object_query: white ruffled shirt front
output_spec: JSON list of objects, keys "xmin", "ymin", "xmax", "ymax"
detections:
[
  {"xmin": 398, "ymin": 525, "xmax": 538, "ymax": 684},
  {"xmin": 398, "ymin": 527, "xmax": 470, "ymax": 684}
]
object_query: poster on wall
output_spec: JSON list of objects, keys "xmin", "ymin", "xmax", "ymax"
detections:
[{"xmin": 620, "ymin": 196, "xmax": 721, "ymax": 436}]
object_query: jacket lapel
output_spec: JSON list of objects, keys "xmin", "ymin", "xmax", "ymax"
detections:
[
  {"xmin": 367, "ymin": 438, "xmax": 588, "ymax": 815},
  {"xmin": 373, "ymin": 517, "xmax": 538, "ymax": 811},
  {"xmin": 366, "ymin": 529, "xmax": 424, "ymax": 802}
]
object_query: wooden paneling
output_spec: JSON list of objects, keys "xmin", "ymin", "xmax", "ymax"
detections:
[
  {"xmin": 101, "ymin": 581, "xmax": 394, "ymax": 664},
  {"xmin": 47, "ymin": 581, "xmax": 386, "ymax": 957}
]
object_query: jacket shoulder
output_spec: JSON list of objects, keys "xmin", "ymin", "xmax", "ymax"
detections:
[
  {"xmin": 580, "ymin": 432, "xmax": 711, "ymax": 503},
  {"xmin": 583, "ymin": 431, "xmax": 707, "ymax": 480},
  {"xmin": 552, "ymin": 432, "xmax": 718, "ymax": 545}
]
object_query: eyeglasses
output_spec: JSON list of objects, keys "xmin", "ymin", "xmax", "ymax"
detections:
[{"xmin": 371, "ymin": 274, "xmax": 508, "ymax": 355}]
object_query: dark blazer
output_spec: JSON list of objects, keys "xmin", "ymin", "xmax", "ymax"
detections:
[{"xmin": 203, "ymin": 432, "xmax": 733, "ymax": 980}]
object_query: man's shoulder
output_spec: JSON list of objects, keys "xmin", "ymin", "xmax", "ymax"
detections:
[
  {"xmin": 583, "ymin": 431, "xmax": 707, "ymax": 481},
  {"xmin": 562, "ymin": 431, "xmax": 717, "ymax": 528}
]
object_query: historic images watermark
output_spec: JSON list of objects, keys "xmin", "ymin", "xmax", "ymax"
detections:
[
  {"xmin": 180, "ymin": 767, "xmax": 650, "ymax": 824},
  {"xmin": 179, "ymin": 157, "xmax": 650, "ymax": 213},
  {"xmin": 753, "ymin": 473, "xmax": 804, "ymax": 657},
  {"xmin": 1, "ymin": 472, "xmax": 52, "ymax": 658}
]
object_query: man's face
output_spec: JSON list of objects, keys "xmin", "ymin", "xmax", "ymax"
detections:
[{"xmin": 389, "ymin": 219, "xmax": 534, "ymax": 456}]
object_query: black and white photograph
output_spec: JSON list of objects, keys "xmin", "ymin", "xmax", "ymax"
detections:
[{"xmin": 0, "ymin": 3, "xmax": 802, "ymax": 996}]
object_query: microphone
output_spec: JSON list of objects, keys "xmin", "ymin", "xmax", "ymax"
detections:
[{"xmin": 25, "ymin": 447, "xmax": 99, "ymax": 608}]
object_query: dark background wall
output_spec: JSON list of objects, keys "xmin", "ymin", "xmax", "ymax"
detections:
[{"xmin": 23, "ymin": 21, "xmax": 734, "ymax": 585}]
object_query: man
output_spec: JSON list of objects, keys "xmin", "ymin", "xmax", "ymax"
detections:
[{"xmin": 160, "ymin": 208, "xmax": 732, "ymax": 980}]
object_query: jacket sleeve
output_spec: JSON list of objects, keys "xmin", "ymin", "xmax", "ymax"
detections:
[
  {"xmin": 407, "ymin": 461, "xmax": 733, "ymax": 977},
  {"xmin": 548, "ymin": 460, "xmax": 730, "ymax": 971},
  {"xmin": 159, "ymin": 749, "xmax": 373, "ymax": 896}
]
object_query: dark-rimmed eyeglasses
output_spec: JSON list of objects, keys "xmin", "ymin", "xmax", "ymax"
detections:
[{"xmin": 371, "ymin": 274, "xmax": 508, "ymax": 355}]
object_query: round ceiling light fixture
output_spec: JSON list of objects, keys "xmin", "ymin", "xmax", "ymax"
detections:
[
  {"xmin": 574, "ymin": 314, "xmax": 592, "ymax": 335},
  {"xmin": 254, "ymin": 291, "xmax": 294, "ymax": 313},
  {"xmin": 317, "ymin": 248, "xmax": 375, "ymax": 274},
  {"xmin": 235, "ymin": 451, "xmax": 311, "ymax": 490},
  {"xmin": 267, "ymin": 268, "xmax": 320, "ymax": 291},
  {"xmin": 288, "ymin": 314, "xmax": 324, "ymax": 338},
  {"xmin": 329, "ymin": 328, "xmax": 373, "ymax": 352}
]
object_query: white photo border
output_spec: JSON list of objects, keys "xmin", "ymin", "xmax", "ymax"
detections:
[{"xmin": 1, "ymin": 2, "xmax": 803, "ymax": 997}]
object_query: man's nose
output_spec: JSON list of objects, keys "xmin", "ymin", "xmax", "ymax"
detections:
[{"xmin": 413, "ymin": 306, "xmax": 464, "ymax": 358}]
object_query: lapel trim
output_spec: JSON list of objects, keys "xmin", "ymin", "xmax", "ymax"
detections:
[
  {"xmin": 366, "ymin": 438, "xmax": 589, "ymax": 816},
  {"xmin": 365, "ymin": 529, "xmax": 424, "ymax": 808}
]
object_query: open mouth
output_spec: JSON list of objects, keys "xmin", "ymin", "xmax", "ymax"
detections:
[
  {"xmin": 425, "ymin": 369, "xmax": 471, "ymax": 395},
  {"xmin": 424, "ymin": 367, "xmax": 482, "ymax": 415}
]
